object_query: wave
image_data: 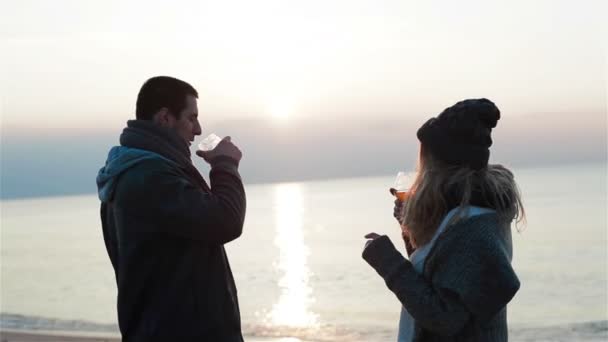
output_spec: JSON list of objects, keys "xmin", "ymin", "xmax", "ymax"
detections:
[
  {"xmin": 1, "ymin": 313, "xmax": 606, "ymax": 341},
  {"xmin": 0, "ymin": 313, "xmax": 117, "ymax": 334},
  {"xmin": 0, "ymin": 313, "xmax": 374, "ymax": 341},
  {"xmin": 510, "ymin": 321, "xmax": 608, "ymax": 342}
]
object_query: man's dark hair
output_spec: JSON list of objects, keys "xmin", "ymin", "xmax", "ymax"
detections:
[{"xmin": 136, "ymin": 76, "xmax": 198, "ymax": 120}]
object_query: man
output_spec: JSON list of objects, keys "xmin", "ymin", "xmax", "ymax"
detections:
[{"xmin": 96, "ymin": 76, "xmax": 246, "ymax": 341}]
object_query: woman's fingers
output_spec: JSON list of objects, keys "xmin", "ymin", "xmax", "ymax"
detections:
[{"xmin": 365, "ymin": 232, "xmax": 381, "ymax": 239}]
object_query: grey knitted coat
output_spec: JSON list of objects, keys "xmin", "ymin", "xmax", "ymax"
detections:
[{"xmin": 363, "ymin": 213, "xmax": 519, "ymax": 341}]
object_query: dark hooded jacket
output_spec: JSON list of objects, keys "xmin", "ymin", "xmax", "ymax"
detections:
[{"xmin": 96, "ymin": 120, "xmax": 246, "ymax": 342}]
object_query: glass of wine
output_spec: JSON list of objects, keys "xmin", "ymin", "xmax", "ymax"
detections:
[{"xmin": 391, "ymin": 171, "xmax": 410, "ymax": 201}]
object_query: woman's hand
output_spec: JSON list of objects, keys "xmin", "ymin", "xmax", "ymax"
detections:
[
  {"xmin": 389, "ymin": 188, "xmax": 416, "ymax": 255},
  {"xmin": 364, "ymin": 232, "xmax": 381, "ymax": 249},
  {"xmin": 390, "ymin": 188, "xmax": 405, "ymax": 225}
]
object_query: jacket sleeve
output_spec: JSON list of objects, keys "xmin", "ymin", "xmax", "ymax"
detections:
[
  {"xmin": 363, "ymin": 235, "xmax": 471, "ymax": 336},
  {"xmin": 363, "ymin": 224, "xmax": 519, "ymax": 336},
  {"xmin": 119, "ymin": 157, "xmax": 246, "ymax": 245}
]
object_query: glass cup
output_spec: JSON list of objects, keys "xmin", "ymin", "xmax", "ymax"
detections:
[
  {"xmin": 392, "ymin": 171, "xmax": 410, "ymax": 201},
  {"xmin": 198, "ymin": 133, "xmax": 222, "ymax": 151}
]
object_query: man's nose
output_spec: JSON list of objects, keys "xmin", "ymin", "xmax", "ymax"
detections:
[{"xmin": 194, "ymin": 122, "xmax": 202, "ymax": 136}]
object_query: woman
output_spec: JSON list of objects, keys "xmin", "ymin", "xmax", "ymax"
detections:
[{"xmin": 363, "ymin": 98, "xmax": 525, "ymax": 341}]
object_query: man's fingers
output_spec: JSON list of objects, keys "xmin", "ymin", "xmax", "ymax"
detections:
[{"xmin": 196, "ymin": 150, "xmax": 211, "ymax": 161}]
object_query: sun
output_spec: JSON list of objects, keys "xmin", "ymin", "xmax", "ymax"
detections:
[{"xmin": 267, "ymin": 99, "xmax": 294, "ymax": 121}]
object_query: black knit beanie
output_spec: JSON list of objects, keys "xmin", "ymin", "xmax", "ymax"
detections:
[{"xmin": 416, "ymin": 98, "xmax": 500, "ymax": 170}]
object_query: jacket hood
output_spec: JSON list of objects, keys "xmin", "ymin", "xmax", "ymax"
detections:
[{"xmin": 96, "ymin": 146, "xmax": 169, "ymax": 202}]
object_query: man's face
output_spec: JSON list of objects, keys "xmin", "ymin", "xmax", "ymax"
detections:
[{"xmin": 168, "ymin": 95, "xmax": 202, "ymax": 146}]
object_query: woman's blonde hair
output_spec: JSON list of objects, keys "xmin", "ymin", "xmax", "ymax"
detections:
[{"xmin": 401, "ymin": 146, "xmax": 526, "ymax": 248}]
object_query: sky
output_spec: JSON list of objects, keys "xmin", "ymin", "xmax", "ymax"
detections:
[{"xmin": 1, "ymin": 0, "xmax": 607, "ymax": 199}]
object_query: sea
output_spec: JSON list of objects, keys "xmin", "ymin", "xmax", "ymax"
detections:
[{"xmin": 1, "ymin": 162, "xmax": 607, "ymax": 341}]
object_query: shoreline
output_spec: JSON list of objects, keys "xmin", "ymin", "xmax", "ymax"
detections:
[
  {"xmin": 0, "ymin": 329, "xmax": 119, "ymax": 342},
  {"xmin": 0, "ymin": 329, "xmax": 315, "ymax": 342},
  {"xmin": 3, "ymin": 321, "xmax": 608, "ymax": 342}
]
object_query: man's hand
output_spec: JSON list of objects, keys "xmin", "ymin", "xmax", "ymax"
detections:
[{"xmin": 196, "ymin": 136, "xmax": 242, "ymax": 164}]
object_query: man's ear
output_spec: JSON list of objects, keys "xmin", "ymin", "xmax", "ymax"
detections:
[{"xmin": 152, "ymin": 108, "xmax": 172, "ymax": 127}]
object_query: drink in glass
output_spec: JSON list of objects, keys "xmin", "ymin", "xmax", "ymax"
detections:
[{"xmin": 198, "ymin": 133, "xmax": 222, "ymax": 151}]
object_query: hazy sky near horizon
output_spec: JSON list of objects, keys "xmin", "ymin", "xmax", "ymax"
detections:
[
  {"xmin": 2, "ymin": 0, "xmax": 607, "ymax": 134},
  {"xmin": 1, "ymin": 0, "xmax": 607, "ymax": 199}
]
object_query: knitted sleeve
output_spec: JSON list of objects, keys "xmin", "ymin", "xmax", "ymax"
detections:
[
  {"xmin": 363, "ymin": 236, "xmax": 471, "ymax": 336},
  {"xmin": 362, "ymin": 216, "xmax": 519, "ymax": 336}
]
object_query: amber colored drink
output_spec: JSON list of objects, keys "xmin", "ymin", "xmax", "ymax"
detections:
[{"xmin": 395, "ymin": 191, "xmax": 409, "ymax": 202}]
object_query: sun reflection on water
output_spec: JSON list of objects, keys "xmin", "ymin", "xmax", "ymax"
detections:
[{"xmin": 268, "ymin": 183, "xmax": 319, "ymax": 328}]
